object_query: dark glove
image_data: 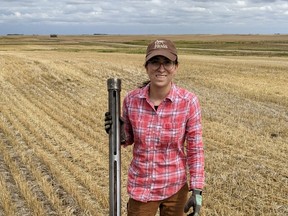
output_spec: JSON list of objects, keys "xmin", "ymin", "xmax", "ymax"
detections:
[
  {"xmin": 104, "ymin": 112, "xmax": 113, "ymax": 134},
  {"xmin": 104, "ymin": 112, "xmax": 126, "ymax": 144},
  {"xmin": 184, "ymin": 189, "xmax": 202, "ymax": 216}
]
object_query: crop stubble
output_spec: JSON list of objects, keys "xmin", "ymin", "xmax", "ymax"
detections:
[{"xmin": 0, "ymin": 35, "xmax": 287, "ymax": 215}]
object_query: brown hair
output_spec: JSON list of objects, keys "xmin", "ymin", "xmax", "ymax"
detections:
[{"xmin": 138, "ymin": 80, "xmax": 151, "ymax": 88}]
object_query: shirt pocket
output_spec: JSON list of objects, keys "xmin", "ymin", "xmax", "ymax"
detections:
[{"xmin": 160, "ymin": 122, "xmax": 185, "ymax": 148}]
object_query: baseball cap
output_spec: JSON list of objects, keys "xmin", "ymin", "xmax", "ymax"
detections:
[{"xmin": 145, "ymin": 39, "xmax": 177, "ymax": 63}]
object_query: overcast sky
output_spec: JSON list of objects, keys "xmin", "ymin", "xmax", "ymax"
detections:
[{"xmin": 1, "ymin": 0, "xmax": 287, "ymax": 35}]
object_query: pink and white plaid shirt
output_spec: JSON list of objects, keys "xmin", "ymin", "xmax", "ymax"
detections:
[{"xmin": 122, "ymin": 83, "xmax": 204, "ymax": 202}]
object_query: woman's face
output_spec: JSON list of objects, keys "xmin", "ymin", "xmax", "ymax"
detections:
[{"xmin": 145, "ymin": 56, "xmax": 178, "ymax": 88}]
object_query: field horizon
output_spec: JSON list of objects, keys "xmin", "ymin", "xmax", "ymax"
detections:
[{"xmin": 0, "ymin": 35, "xmax": 287, "ymax": 215}]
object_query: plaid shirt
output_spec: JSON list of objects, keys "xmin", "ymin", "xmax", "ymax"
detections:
[{"xmin": 122, "ymin": 83, "xmax": 204, "ymax": 202}]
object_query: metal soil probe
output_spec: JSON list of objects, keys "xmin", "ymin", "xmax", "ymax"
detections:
[{"xmin": 107, "ymin": 78, "xmax": 122, "ymax": 216}]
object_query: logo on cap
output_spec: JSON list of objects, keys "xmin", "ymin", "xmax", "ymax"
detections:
[{"xmin": 154, "ymin": 40, "xmax": 168, "ymax": 49}]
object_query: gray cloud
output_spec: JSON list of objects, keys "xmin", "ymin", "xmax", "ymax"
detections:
[{"xmin": 0, "ymin": 0, "xmax": 287, "ymax": 34}]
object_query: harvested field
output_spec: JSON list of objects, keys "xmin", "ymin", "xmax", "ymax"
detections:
[{"xmin": 0, "ymin": 35, "xmax": 287, "ymax": 215}]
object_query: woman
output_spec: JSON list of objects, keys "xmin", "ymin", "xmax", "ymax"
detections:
[{"xmin": 105, "ymin": 39, "xmax": 204, "ymax": 216}]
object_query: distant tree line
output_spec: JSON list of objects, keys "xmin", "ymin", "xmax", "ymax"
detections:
[{"xmin": 7, "ymin": 34, "xmax": 24, "ymax": 36}]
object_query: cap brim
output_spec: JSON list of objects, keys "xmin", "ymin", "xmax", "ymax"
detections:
[{"xmin": 146, "ymin": 50, "xmax": 177, "ymax": 62}]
